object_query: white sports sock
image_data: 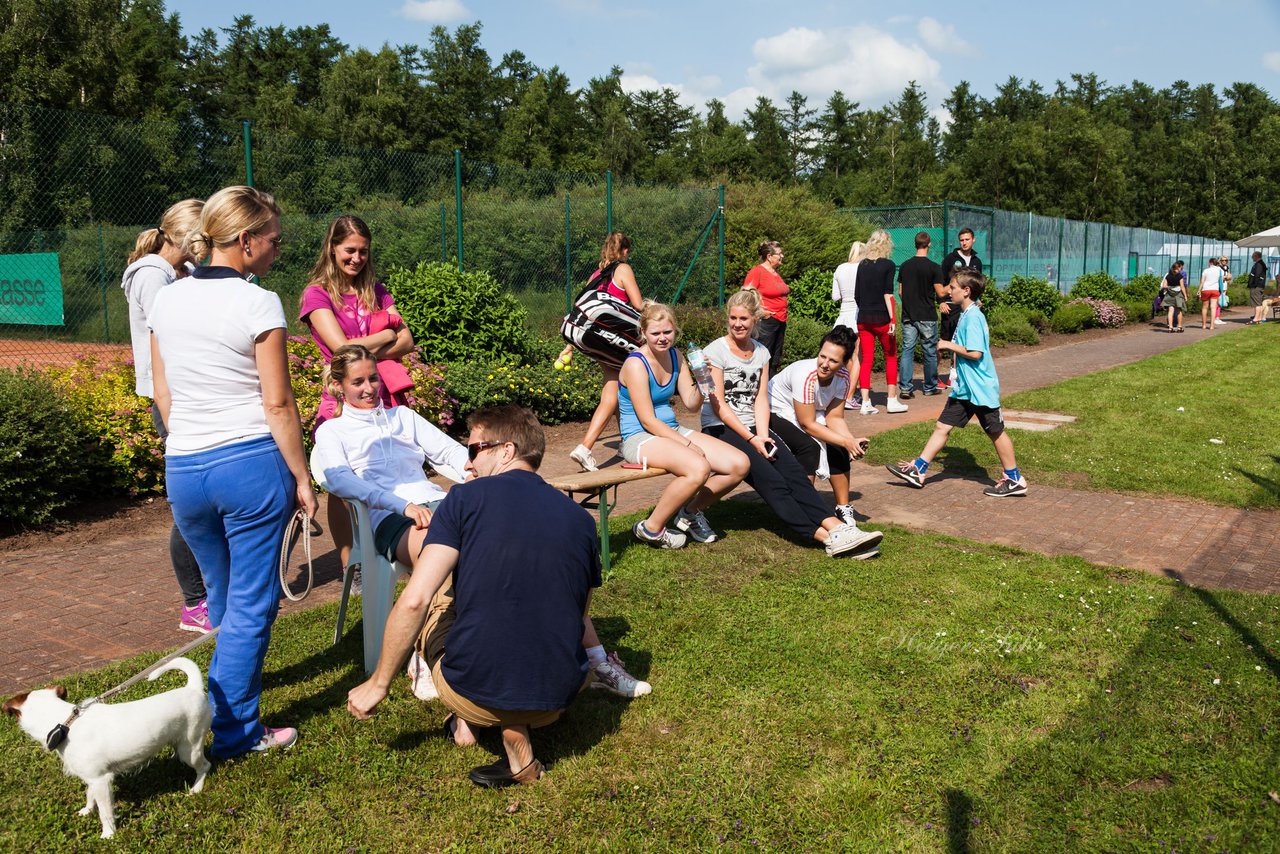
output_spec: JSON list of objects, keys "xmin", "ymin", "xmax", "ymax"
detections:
[{"xmin": 586, "ymin": 644, "xmax": 607, "ymax": 666}]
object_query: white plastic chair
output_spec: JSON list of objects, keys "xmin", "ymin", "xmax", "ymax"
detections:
[
  {"xmin": 324, "ymin": 462, "xmax": 465, "ymax": 674},
  {"xmin": 332, "ymin": 497, "xmax": 411, "ymax": 673}
]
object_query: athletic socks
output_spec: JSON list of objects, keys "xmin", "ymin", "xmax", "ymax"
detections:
[
  {"xmin": 1005, "ymin": 467, "xmax": 1022, "ymax": 482},
  {"xmin": 586, "ymin": 644, "xmax": 607, "ymax": 667},
  {"xmin": 913, "ymin": 457, "xmax": 929, "ymax": 475}
]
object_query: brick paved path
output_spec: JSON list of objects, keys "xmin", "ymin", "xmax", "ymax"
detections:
[{"xmin": 3, "ymin": 318, "xmax": 1274, "ymax": 695}]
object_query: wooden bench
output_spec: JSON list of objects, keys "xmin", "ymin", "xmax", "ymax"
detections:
[{"xmin": 546, "ymin": 466, "xmax": 668, "ymax": 576}]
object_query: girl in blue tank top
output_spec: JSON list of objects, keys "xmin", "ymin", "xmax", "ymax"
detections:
[
  {"xmin": 618, "ymin": 302, "xmax": 749, "ymax": 549},
  {"xmin": 618, "ymin": 349, "xmax": 680, "ymax": 439}
]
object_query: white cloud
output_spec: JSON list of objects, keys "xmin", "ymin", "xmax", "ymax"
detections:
[
  {"xmin": 917, "ymin": 17, "xmax": 979, "ymax": 57},
  {"xmin": 619, "ymin": 70, "xmax": 739, "ymax": 114},
  {"xmin": 723, "ymin": 86, "xmax": 764, "ymax": 118},
  {"xmin": 1264, "ymin": 51, "xmax": 1280, "ymax": 73},
  {"xmin": 744, "ymin": 26, "xmax": 944, "ymax": 108},
  {"xmin": 400, "ymin": 0, "xmax": 471, "ymax": 23}
]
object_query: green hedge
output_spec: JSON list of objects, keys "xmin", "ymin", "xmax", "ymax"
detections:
[
  {"xmin": 0, "ymin": 368, "xmax": 108, "ymax": 527},
  {"xmin": 1050, "ymin": 301, "xmax": 1096, "ymax": 333}
]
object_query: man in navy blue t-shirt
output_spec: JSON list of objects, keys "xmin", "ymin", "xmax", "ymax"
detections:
[{"xmin": 347, "ymin": 405, "xmax": 602, "ymax": 788}]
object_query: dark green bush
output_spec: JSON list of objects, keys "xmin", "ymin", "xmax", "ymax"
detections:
[
  {"xmin": 676, "ymin": 305, "xmax": 729, "ymax": 349},
  {"xmin": 387, "ymin": 261, "xmax": 532, "ymax": 363},
  {"xmin": 1123, "ymin": 273, "xmax": 1162, "ymax": 301},
  {"xmin": 445, "ymin": 356, "xmax": 603, "ymax": 426},
  {"xmin": 988, "ymin": 305, "xmax": 1040, "ymax": 346},
  {"xmin": 788, "ymin": 267, "xmax": 839, "ymax": 326},
  {"xmin": 977, "ymin": 278, "xmax": 1000, "ymax": 311},
  {"xmin": 1003, "ymin": 275, "xmax": 1062, "ymax": 316},
  {"xmin": 781, "ymin": 317, "xmax": 832, "ymax": 365},
  {"xmin": 1120, "ymin": 300, "xmax": 1151, "ymax": 324},
  {"xmin": 1049, "ymin": 301, "xmax": 1095, "ymax": 334},
  {"xmin": 0, "ymin": 368, "xmax": 104, "ymax": 527},
  {"xmin": 723, "ymin": 182, "xmax": 861, "ymax": 286},
  {"xmin": 1023, "ymin": 309, "xmax": 1050, "ymax": 332},
  {"xmin": 1069, "ymin": 271, "xmax": 1123, "ymax": 301}
]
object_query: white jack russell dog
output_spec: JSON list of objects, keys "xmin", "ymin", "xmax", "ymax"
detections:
[{"xmin": 3, "ymin": 657, "xmax": 212, "ymax": 839}]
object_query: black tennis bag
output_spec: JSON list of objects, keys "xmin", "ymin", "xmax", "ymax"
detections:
[{"xmin": 560, "ymin": 261, "xmax": 643, "ymax": 369}]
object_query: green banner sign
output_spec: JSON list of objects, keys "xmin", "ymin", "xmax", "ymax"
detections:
[{"xmin": 0, "ymin": 253, "xmax": 64, "ymax": 325}]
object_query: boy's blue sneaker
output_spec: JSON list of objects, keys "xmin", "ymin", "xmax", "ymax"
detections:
[
  {"xmin": 887, "ymin": 461, "xmax": 925, "ymax": 488},
  {"xmin": 983, "ymin": 475, "xmax": 1028, "ymax": 498}
]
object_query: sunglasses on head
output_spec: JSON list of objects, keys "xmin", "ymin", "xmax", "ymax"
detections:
[{"xmin": 467, "ymin": 440, "xmax": 505, "ymax": 460}]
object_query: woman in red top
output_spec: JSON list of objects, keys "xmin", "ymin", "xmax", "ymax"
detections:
[{"xmin": 743, "ymin": 240, "xmax": 790, "ymax": 375}]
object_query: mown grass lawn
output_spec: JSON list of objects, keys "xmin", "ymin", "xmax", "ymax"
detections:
[
  {"xmin": 2, "ymin": 503, "xmax": 1278, "ymax": 852},
  {"xmin": 866, "ymin": 323, "xmax": 1280, "ymax": 508}
]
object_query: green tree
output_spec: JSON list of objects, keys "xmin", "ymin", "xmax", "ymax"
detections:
[
  {"xmin": 782, "ymin": 90, "xmax": 817, "ymax": 182},
  {"xmin": 418, "ymin": 23, "xmax": 500, "ymax": 157},
  {"xmin": 743, "ymin": 96, "xmax": 789, "ymax": 183}
]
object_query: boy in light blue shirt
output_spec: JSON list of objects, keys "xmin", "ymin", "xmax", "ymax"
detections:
[{"xmin": 886, "ymin": 270, "xmax": 1028, "ymax": 497}]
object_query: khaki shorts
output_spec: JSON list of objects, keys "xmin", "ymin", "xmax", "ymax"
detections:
[{"xmin": 417, "ymin": 583, "xmax": 569, "ymax": 729}]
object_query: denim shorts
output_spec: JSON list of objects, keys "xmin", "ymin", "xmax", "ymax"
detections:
[{"xmin": 373, "ymin": 498, "xmax": 445, "ymax": 562}]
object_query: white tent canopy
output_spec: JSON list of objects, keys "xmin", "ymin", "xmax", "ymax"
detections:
[{"xmin": 1235, "ymin": 225, "xmax": 1280, "ymax": 248}]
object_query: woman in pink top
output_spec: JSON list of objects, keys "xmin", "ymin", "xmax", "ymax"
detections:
[
  {"xmin": 299, "ymin": 215, "xmax": 416, "ymax": 426},
  {"xmin": 300, "ymin": 215, "xmax": 416, "ymax": 574},
  {"xmin": 743, "ymin": 240, "xmax": 790, "ymax": 375}
]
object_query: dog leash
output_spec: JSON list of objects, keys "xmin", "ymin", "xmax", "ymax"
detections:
[
  {"xmin": 45, "ymin": 626, "xmax": 221, "ymax": 750},
  {"xmin": 45, "ymin": 511, "xmax": 316, "ymax": 750},
  {"xmin": 279, "ymin": 508, "xmax": 320, "ymax": 602}
]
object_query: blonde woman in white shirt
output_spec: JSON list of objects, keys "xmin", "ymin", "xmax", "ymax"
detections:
[
  {"xmin": 831, "ymin": 240, "xmax": 865, "ymax": 409},
  {"xmin": 150, "ymin": 185, "xmax": 317, "ymax": 760}
]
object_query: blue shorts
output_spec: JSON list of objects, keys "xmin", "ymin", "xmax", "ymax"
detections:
[{"xmin": 373, "ymin": 498, "xmax": 445, "ymax": 562}]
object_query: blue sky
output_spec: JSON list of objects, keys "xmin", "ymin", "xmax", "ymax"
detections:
[{"xmin": 166, "ymin": 0, "xmax": 1280, "ymax": 120}]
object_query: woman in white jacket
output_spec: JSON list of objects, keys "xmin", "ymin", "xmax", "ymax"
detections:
[
  {"xmin": 830, "ymin": 240, "xmax": 865, "ymax": 410},
  {"xmin": 121, "ymin": 198, "xmax": 209, "ymax": 632},
  {"xmin": 309, "ymin": 344, "xmax": 653, "ymax": 701},
  {"xmin": 310, "ymin": 344, "xmax": 470, "ymax": 570}
]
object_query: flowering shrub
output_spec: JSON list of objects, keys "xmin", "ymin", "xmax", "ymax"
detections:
[
  {"xmin": 1003, "ymin": 275, "xmax": 1062, "ymax": 316},
  {"xmin": 445, "ymin": 357, "xmax": 603, "ymax": 425},
  {"xmin": 1049, "ymin": 301, "xmax": 1096, "ymax": 333},
  {"xmin": 287, "ymin": 335, "xmax": 457, "ymax": 449},
  {"xmin": 1065, "ymin": 297, "xmax": 1127, "ymax": 328},
  {"xmin": 47, "ymin": 356, "xmax": 163, "ymax": 495},
  {"xmin": 286, "ymin": 335, "xmax": 327, "ymax": 442},
  {"xmin": 0, "ymin": 367, "xmax": 106, "ymax": 526},
  {"xmin": 1069, "ymin": 272, "xmax": 1123, "ymax": 302}
]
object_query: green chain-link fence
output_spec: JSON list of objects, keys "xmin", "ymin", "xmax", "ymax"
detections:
[
  {"xmin": 0, "ymin": 103, "xmax": 725, "ymax": 367},
  {"xmin": 841, "ymin": 202, "xmax": 1253, "ymax": 294}
]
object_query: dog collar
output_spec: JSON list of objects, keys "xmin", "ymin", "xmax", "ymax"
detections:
[{"xmin": 45, "ymin": 706, "xmax": 82, "ymax": 750}]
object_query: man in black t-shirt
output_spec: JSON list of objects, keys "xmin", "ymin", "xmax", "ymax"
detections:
[
  {"xmin": 346, "ymin": 405, "xmax": 604, "ymax": 788},
  {"xmin": 939, "ymin": 228, "xmax": 983, "ymax": 385},
  {"xmin": 1248, "ymin": 250, "xmax": 1270, "ymax": 325},
  {"xmin": 897, "ymin": 231, "xmax": 946, "ymax": 398}
]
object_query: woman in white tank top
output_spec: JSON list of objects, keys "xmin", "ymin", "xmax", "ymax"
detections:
[{"xmin": 831, "ymin": 240, "xmax": 865, "ymax": 409}]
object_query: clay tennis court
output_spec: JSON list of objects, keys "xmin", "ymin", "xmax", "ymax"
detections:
[{"xmin": 0, "ymin": 338, "xmax": 129, "ymax": 369}]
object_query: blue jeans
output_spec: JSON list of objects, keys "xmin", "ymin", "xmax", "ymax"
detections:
[
  {"xmin": 898, "ymin": 319, "xmax": 939, "ymax": 394},
  {"xmin": 166, "ymin": 435, "xmax": 296, "ymax": 759}
]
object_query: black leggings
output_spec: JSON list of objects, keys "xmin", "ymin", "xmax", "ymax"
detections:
[
  {"xmin": 706, "ymin": 425, "xmax": 832, "ymax": 539},
  {"xmin": 152, "ymin": 405, "xmax": 207, "ymax": 606},
  {"xmin": 770, "ymin": 417, "xmax": 851, "ymax": 478}
]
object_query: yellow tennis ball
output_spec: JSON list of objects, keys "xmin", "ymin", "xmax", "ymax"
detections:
[{"xmin": 554, "ymin": 360, "xmax": 566, "ymax": 371}]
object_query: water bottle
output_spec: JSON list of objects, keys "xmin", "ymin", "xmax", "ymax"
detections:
[{"xmin": 686, "ymin": 342, "xmax": 714, "ymax": 398}]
